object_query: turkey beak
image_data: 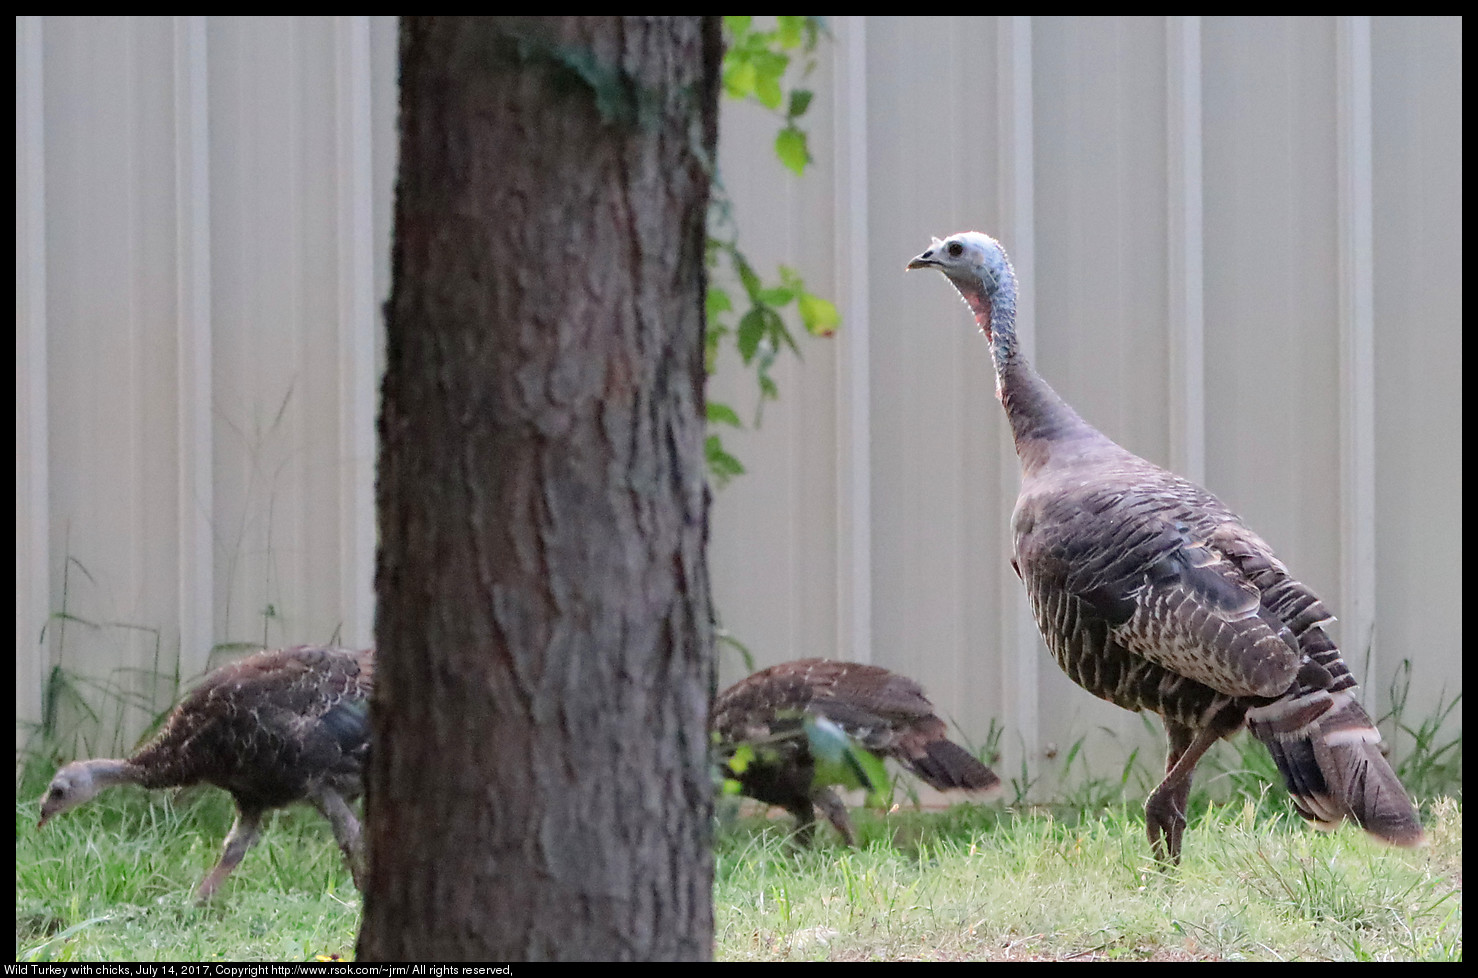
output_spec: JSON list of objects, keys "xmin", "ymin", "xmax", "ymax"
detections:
[{"xmin": 906, "ymin": 254, "xmax": 936, "ymax": 271}]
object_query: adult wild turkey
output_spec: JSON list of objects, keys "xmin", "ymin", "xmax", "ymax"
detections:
[
  {"xmin": 907, "ymin": 231, "xmax": 1423, "ymax": 862},
  {"xmin": 712, "ymin": 658, "xmax": 1000, "ymax": 845},
  {"xmin": 39, "ymin": 645, "xmax": 373, "ymax": 900}
]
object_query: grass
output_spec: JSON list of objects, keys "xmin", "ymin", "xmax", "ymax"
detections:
[
  {"xmin": 16, "ymin": 786, "xmax": 361, "ymax": 962},
  {"xmin": 15, "ymin": 776, "xmax": 1461, "ymax": 961},
  {"xmin": 15, "ymin": 659, "xmax": 1462, "ymax": 961},
  {"xmin": 713, "ymin": 796, "xmax": 1462, "ymax": 961}
]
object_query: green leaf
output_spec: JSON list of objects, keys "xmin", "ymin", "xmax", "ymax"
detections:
[
  {"xmin": 798, "ymin": 292, "xmax": 840, "ymax": 337},
  {"xmin": 723, "ymin": 58, "xmax": 757, "ymax": 101},
  {"xmin": 767, "ymin": 311, "xmax": 800, "ymax": 357},
  {"xmin": 759, "ymin": 306, "xmax": 789, "ymax": 354},
  {"xmin": 706, "ymin": 402, "xmax": 743, "ymax": 428},
  {"xmin": 858, "ymin": 755, "xmax": 893, "ymax": 808},
  {"xmin": 804, "ymin": 715, "xmax": 891, "ymax": 804},
  {"xmin": 787, "ymin": 88, "xmax": 813, "ymax": 120},
  {"xmin": 804, "ymin": 716, "xmax": 858, "ymax": 774},
  {"xmin": 705, "ymin": 434, "xmax": 746, "ymax": 487},
  {"xmin": 737, "ymin": 308, "xmax": 767, "ymax": 364},
  {"xmin": 756, "ymin": 285, "xmax": 795, "ymax": 306},
  {"xmin": 704, "ymin": 320, "xmax": 728, "ymax": 375},
  {"xmin": 755, "ymin": 72, "xmax": 784, "ymax": 111},
  {"xmin": 752, "ymin": 49, "xmax": 790, "ymax": 81},
  {"xmin": 727, "ymin": 742, "xmax": 755, "ymax": 776},
  {"xmin": 775, "ymin": 126, "xmax": 810, "ymax": 175},
  {"xmin": 723, "ymin": 15, "xmax": 753, "ymax": 40},
  {"xmin": 734, "ymin": 254, "xmax": 763, "ymax": 302},
  {"xmin": 776, "ymin": 16, "xmax": 805, "ymax": 49},
  {"xmin": 706, "ymin": 285, "xmax": 732, "ymax": 320},
  {"xmin": 750, "ymin": 50, "xmax": 789, "ymax": 110}
]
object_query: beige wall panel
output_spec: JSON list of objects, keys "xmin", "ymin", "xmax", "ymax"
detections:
[
  {"xmin": 42, "ymin": 17, "xmax": 185, "ymax": 744},
  {"xmin": 1031, "ymin": 16, "xmax": 1178, "ymax": 774},
  {"xmin": 207, "ymin": 17, "xmax": 356, "ymax": 655},
  {"xmin": 1370, "ymin": 17, "xmax": 1462, "ymax": 728},
  {"xmin": 1035, "ymin": 17, "xmax": 1171, "ymax": 466},
  {"xmin": 17, "ymin": 16, "xmax": 1458, "ymax": 776},
  {"xmin": 1203, "ymin": 18, "xmax": 1346, "ymax": 675},
  {"xmin": 864, "ymin": 16, "xmax": 1010, "ymax": 757},
  {"xmin": 708, "ymin": 36, "xmax": 841, "ymax": 694},
  {"xmin": 18, "ymin": 16, "xmax": 49, "ymax": 755}
]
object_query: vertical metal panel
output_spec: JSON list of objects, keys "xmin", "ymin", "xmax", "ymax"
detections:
[
  {"xmin": 782, "ymin": 35, "xmax": 844, "ymax": 677},
  {"xmin": 865, "ymin": 16, "xmax": 1006, "ymax": 759},
  {"xmin": 173, "ymin": 16, "xmax": 214, "ymax": 679},
  {"xmin": 208, "ymin": 17, "xmax": 352, "ymax": 654},
  {"xmin": 334, "ymin": 16, "xmax": 376, "ymax": 651},
  {"xmin": 1031, "ymin": 17, "xmax": 1180, "ymax": 774},
  {"xmin": 1035, "ymin": 17, "xmax": 1170, "ymax": 463},
  {"xmin": 1369, "ymin": 16, "xmax": 1462, "ymax": 729},
  {"xmin": 17, "ymin": 16, "xmax": 399, "ymax": 753},
  {"xmin": 44, "ymin": 17, "xmax": 186, "ymax": 730},
  {"xmin": 994, "ymin": 14, "xmax": 1042, "ymax": 771},
  {"xmin": 16, "ymin": 16, "xmax": 1459, "ymax": 765},
  {"xmin": 1202, "ymin": 17, "xmax": 1343, "ymax": 606},
  {"xmin": 16, "ymin": 15, "xmax": 49, "ymax": 753},
  {"xmin": 707, "ymin": 28, "xmax": 840, "ymax": 691},
  {"xmin": 1034, "ymin": 17, "xmax": 1170, "ymax": 466},
  {"xmin": 369, "ymin": 17, "xmax": 398, "ymax": 397},
  {"xmin": 1335, "ymin": 17, "xmax": 1378, "ymax": 697},
  {"xmin": 1166, "ymin": 16, "xmax": 1206, "ymax": 485},
  {"xmin": 832, "ymin": 16, "xmax": 873, "ymax": 669}
]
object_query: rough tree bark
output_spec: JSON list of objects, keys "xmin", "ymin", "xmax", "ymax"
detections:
[{"xmin": 358, "ymin": 17, "xmax": 720, "ymax": 960}]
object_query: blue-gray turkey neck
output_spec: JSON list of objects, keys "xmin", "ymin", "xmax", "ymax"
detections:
[
  {"xmin": 908, "ymin": 231, "xmax": 1422, "ymax": 863},
  {"xmin": 39, "ymin": 644, "xmax": 374, "ymax": 900},
  {"xmin": 712, "ymin": 658, "xmax": 1000, "ymax": 846}
]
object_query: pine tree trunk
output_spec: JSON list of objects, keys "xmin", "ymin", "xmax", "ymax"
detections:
[{"xmin": 358, "ymin": 16, "xmax": 720, "ymax": 961}]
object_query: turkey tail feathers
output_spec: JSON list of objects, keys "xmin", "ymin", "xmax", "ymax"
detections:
[
  {"xmin": 906, "ymin": 739, "xmax": 1002, "ymax": 795},
  {"xmin": 1247, "ymin": 689, "xmax": 1423, "ymax": 848}
]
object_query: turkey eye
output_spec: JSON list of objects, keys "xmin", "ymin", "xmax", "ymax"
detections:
[{"xmin": 947, "ymin": 241, "xmax": 964, "ymax": 257}]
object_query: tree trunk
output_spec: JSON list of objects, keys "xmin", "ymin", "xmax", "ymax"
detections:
[{"xmin": 358, "ymin": 16, "xmax": 720, "ymax": 961}]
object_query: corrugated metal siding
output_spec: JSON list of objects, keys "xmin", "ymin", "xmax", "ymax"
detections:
[
  {"xmin": 709, "ymin": 15, "xmax": 1463, "ymax": 788},
  {"xmin": 16, "ymin": 16, "xmax": 396, "ymax": 757},
  {"xmin": 17, "ymin": 17, "xmax": 1461, "ymax": 787}
]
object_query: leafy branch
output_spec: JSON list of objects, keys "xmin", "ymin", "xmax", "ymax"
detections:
[
  {"xmin": 705, "ymin": 16, "xmax": 839, "ymax": 488},
  {"xmin": 721, "ymin": 15, "xmax": 822, "ymax": 174}
]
